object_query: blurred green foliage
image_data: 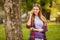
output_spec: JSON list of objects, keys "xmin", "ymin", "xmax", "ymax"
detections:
[{"xmin": 22, "ymin": 0, "xmax": 50, "ymax": 12}]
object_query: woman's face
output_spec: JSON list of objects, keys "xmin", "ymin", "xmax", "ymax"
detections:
[{"xmin": 33, "ymin": 6, "xmax": 40, "ymax": 15}]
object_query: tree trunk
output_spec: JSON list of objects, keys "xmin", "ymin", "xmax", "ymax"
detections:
[{"xmin": 4, "ymin": 0, "xmax": 23, "ymax": 40}]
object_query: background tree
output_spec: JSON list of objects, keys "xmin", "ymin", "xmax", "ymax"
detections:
[{"xmin": 4, "ymin": 0, "xmax": 23, "ymax": 40}]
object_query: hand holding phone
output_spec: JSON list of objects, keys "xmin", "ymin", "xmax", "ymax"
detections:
[{"xmin": 29, "ymin": 10, "xmax": 34, "ymax": 17}]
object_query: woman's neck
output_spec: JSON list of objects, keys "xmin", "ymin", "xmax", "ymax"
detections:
[{"xmin": 35, "ymin": 14, "xmax": 38, "ymax": 16}]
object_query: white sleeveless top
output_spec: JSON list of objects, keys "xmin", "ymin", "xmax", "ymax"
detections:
[{"xmin": 34, "ymin": 16, "xmax": 43, "ymax": 29}]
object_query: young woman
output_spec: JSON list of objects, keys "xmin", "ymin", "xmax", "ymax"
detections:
[{"xmin": 26, "ymin": 3, "xmax": 48, "ymax": 40}]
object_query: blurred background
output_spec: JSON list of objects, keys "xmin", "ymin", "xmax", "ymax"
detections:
[{"xmin": 0, "ymin": 0, "xmax": 60, "ymax": 40}]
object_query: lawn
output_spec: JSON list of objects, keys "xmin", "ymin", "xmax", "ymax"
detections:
[{"xmin": 0, "ymin": 22, "xmax": 60, "ymax": 40}]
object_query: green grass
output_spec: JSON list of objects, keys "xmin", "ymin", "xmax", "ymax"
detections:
[
  {"xmin": 0, "ymin": 24, "xmax": 6, "ymax": 40},
  {"xmin": 47, "ymin": 23, "xmax": 60, "ymax": 40},
  {"xmin": 0, "ymin": 23, "xmax": 60, "ymax": 40}
]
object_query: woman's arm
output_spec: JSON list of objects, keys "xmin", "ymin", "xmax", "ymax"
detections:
[
  {"xmin": 31, "ymin": 27, "xmax": 48, "ymax": 32},
  {"xmin": 32, "ymin": 25, "xmax": 48, "ymax": 32},
  {"xmin": 26, "ymin": 16, "xmax": 32, "ymax": 26},
  {"xmin": 26, "ymin": 11, "xmax": 33, "ymax": 29},
  {"xmin": 34, "ymin": 29, "xmax": 44, "ymax": 32},
  {"xmin": 31, "ymin": 28, "xmax": 44, "ymax": 32},
  {"xmin": 26, "ymin": 16, "xmax": 32, "ymax": 29}
]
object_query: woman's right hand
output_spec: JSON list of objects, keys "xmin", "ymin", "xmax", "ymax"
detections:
[{"xmin": 29, "ymin": 10, "xmax": 33, "ymax": 17}]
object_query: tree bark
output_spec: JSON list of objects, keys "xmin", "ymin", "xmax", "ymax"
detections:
[{"xmin": 4, "ymin": 0, "xmax": 23, "ymax": 40}]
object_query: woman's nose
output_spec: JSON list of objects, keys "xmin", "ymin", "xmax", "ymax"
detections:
[{"xmin": 34, "ymin": 10, "xmax": 37, "ymax": 12}]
